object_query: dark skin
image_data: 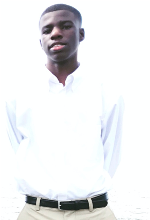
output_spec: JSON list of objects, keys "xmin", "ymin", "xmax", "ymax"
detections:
[{"xmin": 39, "ymin": 10, "xmax": 85, "ymax": 85}]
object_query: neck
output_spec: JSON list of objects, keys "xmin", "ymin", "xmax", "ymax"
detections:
[{"xmin": 46, "ymin": 58, "xmax": 79, "ymax": 86}]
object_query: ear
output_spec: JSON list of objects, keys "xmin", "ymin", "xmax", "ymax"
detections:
[
  {"xmin": 39, "ymin": 39, "xmax": 43, "ymax": 49},
  {"xmin": 79, "ymin": 28, "xmax": 85, "ymax": 42}
]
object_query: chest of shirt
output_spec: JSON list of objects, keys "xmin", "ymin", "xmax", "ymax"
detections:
[{"xmin": 16, "ymin": 86, "xmax": 103, "ymax": 137}]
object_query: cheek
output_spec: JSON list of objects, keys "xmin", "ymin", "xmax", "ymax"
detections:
[
  {"xmin": 69, "ymin": 33, "xmax": 79, "ymax": 47},
  {"xmin": 41, "ymin": 37, "xmax": 48, "ymax": 49}
]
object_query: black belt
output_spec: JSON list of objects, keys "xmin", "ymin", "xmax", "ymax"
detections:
[{"xmin": 26, "ymin": 193, "xmax": 108, "ymax": 210}]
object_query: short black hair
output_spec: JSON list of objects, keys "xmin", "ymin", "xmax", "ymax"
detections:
[{"xmin": 40, "ymin": 4, "xmax": 82, "ymax": 26}]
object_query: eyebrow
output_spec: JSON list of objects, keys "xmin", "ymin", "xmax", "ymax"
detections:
[{"xmin": 42, "ymin": 20, "xmax": 74, "ymax": 31}]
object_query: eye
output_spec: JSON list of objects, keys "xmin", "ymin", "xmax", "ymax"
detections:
[
  {"xmin": 43, "ymin": 29, "xmax": 52, "ymax": 34},
  {"xmin": 62, "ymin": 25, "xmax": 72, "ymax": 30}
]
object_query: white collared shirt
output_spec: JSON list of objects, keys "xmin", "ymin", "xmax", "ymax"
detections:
[{"xmin": 5, "ymin": 64, "xmax": 124, "ymax": 200}]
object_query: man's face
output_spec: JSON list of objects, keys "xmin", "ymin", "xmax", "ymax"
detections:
[{"xmin": 39, "ymin": 10, "xmax": 84, "ymax": 63}]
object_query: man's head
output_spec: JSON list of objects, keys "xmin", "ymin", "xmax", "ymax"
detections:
[
  {"xmin": 39, "ymin": 4, "xmax": 82, "ymax": 27},
  {"xmin": 39, "ymin": 4, "xmax": 84, "ymax": 64}
]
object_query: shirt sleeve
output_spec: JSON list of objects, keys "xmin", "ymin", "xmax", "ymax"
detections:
[
  {"xmin": 5, "ymin": 99, "xmax": 23, "ymax": 153},
  {"xmin": 101, "ymin": 85, "xmax": 125, "ymax": 178}
]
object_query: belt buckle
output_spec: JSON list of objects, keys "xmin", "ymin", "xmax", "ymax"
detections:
[{"xmin": 58, "ymin": 201, "xmax": 62, "ymax": 210}]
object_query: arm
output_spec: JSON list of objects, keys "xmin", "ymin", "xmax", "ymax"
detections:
[
  {"xmin": 5, "ymin": 99, "xmax": 23, "ymax": 153},
  {"xmin": 101, "ymin": 89, "xmax": 125, "ymax": 178}
]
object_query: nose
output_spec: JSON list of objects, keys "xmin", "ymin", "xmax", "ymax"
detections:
[{"xmin": 51, "ymin": 27, "xmax": 63, "ymax": 40}]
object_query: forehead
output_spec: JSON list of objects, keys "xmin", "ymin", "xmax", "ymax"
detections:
[{"xmin": 40, "ymin": 10, "xmax": 77, "ymax": 29}]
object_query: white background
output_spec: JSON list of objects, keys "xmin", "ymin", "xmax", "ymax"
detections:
[{"xmin": 0, "ymin": 0, "xmax": 150, "ymax": 219}]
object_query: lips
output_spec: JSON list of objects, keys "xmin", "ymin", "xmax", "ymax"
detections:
[
  {"xmin": 49, "ymin": 43, "xmax": 66, "ymax": 51},
  {"xmin": 51, "ymin": 44, "xmax": 65, "ymax": 51}
]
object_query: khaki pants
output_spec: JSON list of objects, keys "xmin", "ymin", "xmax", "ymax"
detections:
[{"xmin": 17, "ymin": 200, "xmax": 117, "ymax": 220}]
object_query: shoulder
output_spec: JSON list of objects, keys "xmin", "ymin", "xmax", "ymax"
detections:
[
  {"xmin": 100, "ymin": 80, "xmax": 125, "ymax": 117},
  {"xmin": 101, "ymin": 80, "xmax": 123, "ymax": 102}
]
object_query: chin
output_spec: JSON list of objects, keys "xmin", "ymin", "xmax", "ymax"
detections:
[
  {"xmin": 50, "ymin": 55, "xmax": 71, "ymax": 64},
  {"xmin": 48, "ymin": 51, "xmax": 77, "ymax": 64}
]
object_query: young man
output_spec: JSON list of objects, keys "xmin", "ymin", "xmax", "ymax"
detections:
[{"xmin": 6, "ymin": 4, "xmax": 124, "ymax": 220}]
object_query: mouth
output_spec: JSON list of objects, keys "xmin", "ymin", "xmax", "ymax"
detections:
[{"xmin": 49, "ymin": 43, "xmax": 66, "ymax": 51}]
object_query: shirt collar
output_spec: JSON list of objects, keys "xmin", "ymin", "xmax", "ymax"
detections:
[{"xmin": 43, "ymin": 64, "xmax": 84, "ymax": 93}]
